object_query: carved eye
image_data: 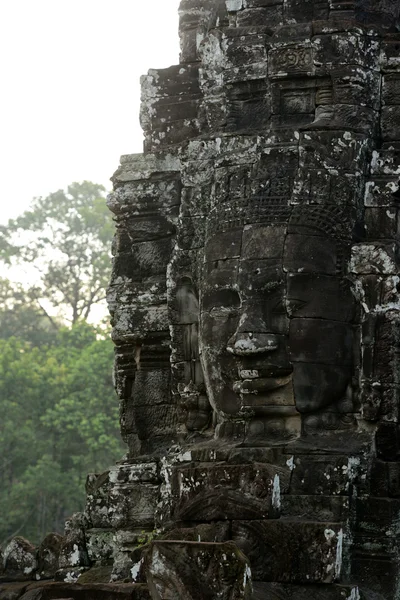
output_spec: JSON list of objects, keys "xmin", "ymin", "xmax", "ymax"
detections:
[
  {"xmin": 203, "ymin": 289, "xmax": 241, "ymax": 313},
  {"xmin": 287, "ymin": 299, "xmax": 307, "ymax": 314},
  {"xmin": 271, "ymin": 299, "xmax": 287, "ymax": 315}
]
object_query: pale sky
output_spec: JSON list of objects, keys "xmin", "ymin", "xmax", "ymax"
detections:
[{"xmin": 0, "ymin": 0, "xmax": 181, "ymax": 224}]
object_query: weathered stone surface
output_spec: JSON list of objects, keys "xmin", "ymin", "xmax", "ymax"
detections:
[
  {"xmin": 36, "ymin": 534, "xmax": 64, "ymax": 581},
  {"xmin": 17, "ymin": 582, "xmax": 151, "ymax": 600},
  {"xmin": 58, "ymin": 515, "xmax": 89, "ymax": 573},
  {"xmin": 5, "ymin": 1, "xmax": 399, "ymax": 598},
  {"xmin": 233, "ymin": 521, "xmax": 343, "ymax": 583},
  {"xmin": 3, "ymin": 538, "xmax": 37, "ymax": 581},
  {"xmin": 252, "ymin": 582, "xmax": 366, "ymax": 599},
  {"xmin": 0, "ymin": 582, "xmax": 29, "ymax": 600},
  {"xmin": 99, "ymin": 1, "xmax": 400, "ymax": 596},
  {"xmin": 170, "ymin": 462, "xmax": 290, "ymax": 520},
  {"xmin": 144, "ymin": 541, "xmax": 252, "ymax": 600}
]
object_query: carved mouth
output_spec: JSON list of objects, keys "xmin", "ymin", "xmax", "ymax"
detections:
[
  {"xmin": 238, "ymin": 367, "xmax": 293, "ymax": 379},
  {"xmin": 233, "ymin": 374, "xmax": 292, "ymax": 395}
]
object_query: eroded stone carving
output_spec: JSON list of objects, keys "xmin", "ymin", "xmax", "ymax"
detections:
[
  {"xmin": 101, "ymin": 1, "xmax": 400, "ymax": 597},
  {"xmin": 2, "ymin": 1, "xmax": 400, "ymax": 599}
]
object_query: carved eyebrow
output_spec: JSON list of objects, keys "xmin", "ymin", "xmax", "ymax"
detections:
[
  {"xmin": 262, "ymin": 279, "xmax": 284, "ymax": 292},
  {"xmin": 202, "ymin": 289, "xmax": 241, "ymax": 311}
]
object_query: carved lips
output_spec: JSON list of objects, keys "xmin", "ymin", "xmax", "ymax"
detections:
[{"xmin": 233, "ymin": 374, "xmax": 292, "ymax": 395}]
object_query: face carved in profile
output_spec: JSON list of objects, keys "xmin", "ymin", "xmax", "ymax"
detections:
[{"xmin": 199, "ymin": 205, "xmax": 357, "ymax": 441}]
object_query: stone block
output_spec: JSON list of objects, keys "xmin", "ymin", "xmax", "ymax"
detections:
[
  {"xmin": 85, "ymin": 530, "xmax": 115, "ymax": 566},
  {"xmin": 289, "ymin": 455, "xmax": 361, "ymax": 496},
  {"xmin": 3, "ymin": 538, "xmax": 37, "ymax": 581},
  {"xmin": 376, "ymin": 422, "xmax": 400, "ymax": 461},
  {"xmin": 382, "ymin": 74, "xmax": 400, "ymax": 106},
  {"xmin": 144, "ymin": 541, "xmax": 252, "ymax": 600},
  {"xmin": 269, "ymin": 44, "xmax": 314, "ymax": 77},
  {"xmin": 252, "ymin": 582, "xmax": 365, "ymax": 599},
  {"xmin": 108, "ymin": 484, "xmax": 159, "ymax": 529},
  {"xmin": 364, "ymin": 207, "xmax": 398, "ymax": 240},
  {"xmin": 36, "ymin": 533, "xmax": 64, "ymax": 580},
  {"xmin": 289, "ymin": 319, "xmax": 353, "ymax": 365},
  {"xmin": 233, "ymin": 520, "xmax": 343, "ymax": 583},
  {"xmin": 170, "ymin": 462, "xmax": 290, "ymax": 520},
  {"xmin": 281, "ymin": 495, "xmax": 349, "ymax": 522},
  {"xmin": 284, "ymin": 234, "xmax": 338, "ymax": 274},
  {"xmin": 364, "ymin": 179, "xmax": 398, "ymax": 207},
  {"xmin": 354, "ymin": 496, "xmax": 400, "ymax": 537},
  {"xmin": 17, "ymin": 582, "xmax": 151, "ymax": 600},
  {"xmin": 351, "ymin": 556, "xmax": 400, "ymax": 599},
  {"xmin": 381, "ymin": 106, "xmax": 400, "ymax": 141},
  {"xmin": 237, "ymin": 6, "xmax": 284, "ymax": 27}
]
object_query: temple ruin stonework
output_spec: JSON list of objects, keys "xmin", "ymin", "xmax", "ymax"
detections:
[{"xmin": 1, "ymin": 1, "xmax": 400, "ymax": 599}]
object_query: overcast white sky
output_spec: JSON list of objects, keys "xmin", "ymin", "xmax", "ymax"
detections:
[{"xmin": 0, "ymin": 0, "xmax": 181, "ymax": 224}]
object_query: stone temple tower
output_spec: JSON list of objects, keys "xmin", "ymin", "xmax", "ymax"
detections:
[
  {"xmin": 2, "ymin": 2, "xmax": 400, "ymax": 598},
  {"xmin": 99, "ymin": 0, "xmax": 400, "ymax": 597},
  {"xmin": 27, "ymin": 0, "xmax": 398, "ymax": 598}
]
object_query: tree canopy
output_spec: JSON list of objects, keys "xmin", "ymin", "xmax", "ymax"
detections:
[
  {"xmin": 1, "ymin": 181, "xmax": 113, "ymax": 324},
  {"xmin": 0, "ymin": 322, "xmax": 124, "ymax": 545},
  {"xmin": 0, "ymin": 182, "xmax": 124, "ymax": 546}
]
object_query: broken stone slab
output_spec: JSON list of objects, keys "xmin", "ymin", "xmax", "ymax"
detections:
[
  {"xmin": 16, "ymin": 582, "xmax": 151, "ymax": 600},
  {"xmin": 0, "ymin": 582, "xmax": 29, "ymax": 600},
  {"xmin": 36, "ymin": 533, "xmax": 64, "ymax": 581},
  {"xmin": 232, "ymin": 520, "xmax": 344, "ymax": 583},
  {"xmin": 144, "ymin": 540, "xmax": 252, "ymax": 600},
  {"xmin": 2, "ymin": 538, "xmax": 37, "ymax": 581},
  {"xmin": 85, "ymin": 466, "xmax": 161, "ymax": 531},
  {"xmin": 111, "ymin": 154, "xmax": 181, "ymax": 186}
]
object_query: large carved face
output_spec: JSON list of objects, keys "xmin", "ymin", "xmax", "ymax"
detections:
[{"xmin": 199, "ymin": 207, "xmax": 356, "ymax": 439}]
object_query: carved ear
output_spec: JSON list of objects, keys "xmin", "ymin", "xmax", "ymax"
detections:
[
  {"xmin": 176, "ymin": 277, "xmax": 199, "ymax": 325},
  {"xmin": 174, "ymin": 276, "xmax": 202, "ymax": 381}
]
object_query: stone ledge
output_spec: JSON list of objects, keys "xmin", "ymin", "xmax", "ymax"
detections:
[{"xmin": 0, "ymin": 582, "xmax": 150, "ymax": 600}]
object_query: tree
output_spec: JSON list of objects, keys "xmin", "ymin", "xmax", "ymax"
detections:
[
  {"xmin": 2, "ymin": 182, "xmax": 113, "ymax": 324},
  {"xmin": 0, "ymin": 278, "xmax": 60, "ymax": 346},
  {"xmin": 0, "ymin": 322, "xmax": 124, "ymax": 545}
]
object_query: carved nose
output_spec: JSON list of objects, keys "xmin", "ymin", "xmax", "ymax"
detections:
[{"xmin": 227, "ymin": 332, "xmax": 279, "ymax": 356}]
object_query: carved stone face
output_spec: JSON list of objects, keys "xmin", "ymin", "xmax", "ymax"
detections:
[{"xmin": 199, "ymin": 214, "xmax": 356, "ymax": 439}]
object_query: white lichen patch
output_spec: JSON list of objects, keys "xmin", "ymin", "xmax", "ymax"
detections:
[
  {"xmin": 348, "ymin": 587, "xmax": 361, "ymax": 600},
  {"xmin": 243, "ymin": 564, "xmax": 252, "ymax": 590},
  {"xmin": 335, "ymin": 529, "xmax": 343, "ymax": 579},
  {"xmin": 130, "ymin": 558, "xmax": 143, "ymax": 582},
  {"xmin": 324, "ymin": 529, "xmax": 336, "ymax": 544},
  {"xmin": 64, "ymin": 571, "xmax": 79, "ymax": 583},
  {"xmin": 225, "ymin": 0, "xmax": 244, "ymax": 11},
  {"xmin": 286, "ymin": 456, "xmax": 295, "ymax": 471},
  {"xmin": 350, "ymin": 245, "xmax": 397, "ymax": 275},
  {"xmin": 272, "ymin": 474, "xmax": 281, "ymax": 510},
  {"xmin": 69, "ymin": 544, "xmax": 81, "ymax": 567}
]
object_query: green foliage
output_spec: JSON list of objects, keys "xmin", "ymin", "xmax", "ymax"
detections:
[
  {"xmin": 0, "ymin": 182, "xmax": 122, "ymax": 546},
  {"xmin": 0, "ymin": 322, "xmax": 124, "ymax": 545},
  {"xmin": 1, "ymin": 181, "xmax": 113, "ymax": 324},
  {"xmin": 0, "ymin": 278, "xmax": 60, "ymax": 346}
]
